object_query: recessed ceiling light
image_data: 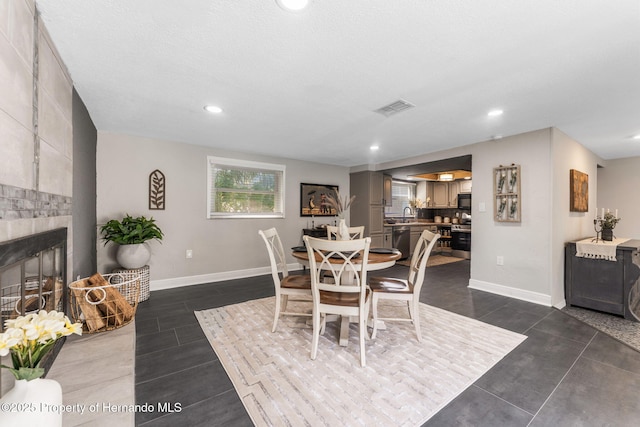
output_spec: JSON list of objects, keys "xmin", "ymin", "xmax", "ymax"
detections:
[
  {"xmin": 633, "ymin": 134, "xmax": 640, "ymax": 140},
  {"xmin": 370, "ymin": 145, "xmax": 379, "ymax": 151},
  {"xmin": 276, "ymin": 0, "xmax": 309, "ymax": 11},
  {"xmin": 204, "ymin": 105, "xmax": 223, "ymax": 114},
  {"xmin": 488, "ymin": 109, "xmax": 503, "ymax": 117}
]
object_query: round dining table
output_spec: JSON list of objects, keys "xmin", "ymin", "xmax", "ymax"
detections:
[
  {"xmin": 291, "ymin": 247, "xmax": 401, "ymax": 271},
  {"xmin": 291, "ymin": 246, "xmax": 401, "ymax": 346}
]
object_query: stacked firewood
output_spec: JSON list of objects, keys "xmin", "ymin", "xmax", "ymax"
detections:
[
  {"xmin": 10, "ymin": 276, "xmax": 63, "ymax": 319},
  {"xmin": 71, "ymin": 273, "xmax": 136, "ymax": 332}
]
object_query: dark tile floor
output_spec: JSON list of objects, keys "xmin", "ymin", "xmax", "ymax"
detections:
[{"xmin": 134, "ymin": 261, "xmax": 640, "ymax": 426}]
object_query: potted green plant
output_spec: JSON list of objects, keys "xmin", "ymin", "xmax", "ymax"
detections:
[
  {"xmin": 601, "ymin": 211, "xmax": 620, "ymax": 241},
  {"xmin": 100, "ymin": 214, "xmax": 164, "ymax": 269}
]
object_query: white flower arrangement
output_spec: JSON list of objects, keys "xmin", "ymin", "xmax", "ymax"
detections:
[{"xmin": 0, "ymin": 310, "xmax": 82, "ymax": 381}]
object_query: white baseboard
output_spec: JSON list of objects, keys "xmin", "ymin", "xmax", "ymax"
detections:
[
  {"xmin": 553, "ymin": 300, "xmax": 567, "ymax": 310},
  {"xmin": 468, "ymin": 279, "xmax": 552, "ymax": 307},
  {"xmin": 150, "ymin": 263, "xmax": 303, "ymax": 291}
]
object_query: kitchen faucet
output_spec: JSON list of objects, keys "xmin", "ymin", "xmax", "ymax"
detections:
[{"xmin": 402, "ymin": 206, "xmax": 412, "ymax": 223}]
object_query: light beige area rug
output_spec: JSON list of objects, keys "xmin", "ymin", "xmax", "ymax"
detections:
[{"xmin": 195, "ymin": 298, "xmax": 526, "ymax": 427}]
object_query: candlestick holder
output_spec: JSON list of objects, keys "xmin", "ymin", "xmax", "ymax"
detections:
[{"xmin": 592, "ymin": 218, "xmax": 603, "ymax": 243}]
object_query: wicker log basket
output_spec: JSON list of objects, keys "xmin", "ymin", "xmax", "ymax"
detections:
[{"xmin": 69, "ymin": 273, "xmax": 140, "ymax": 333}]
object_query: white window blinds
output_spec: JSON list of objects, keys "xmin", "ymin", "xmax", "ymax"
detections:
[{"xmin": 207, "ymin": 156, "xmax": 285, "ymax": 218}]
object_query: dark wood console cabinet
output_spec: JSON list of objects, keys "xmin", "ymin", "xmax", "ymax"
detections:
[{"xmin": 565, "ymin": 239, "xmax": 640, "ymax": 321}]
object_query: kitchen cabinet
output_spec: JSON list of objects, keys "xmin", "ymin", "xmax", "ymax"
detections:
[
  {"xmin": 383, "ymin": 230, "xmax": 392, "ymax": 249},
  {"xmin": 448, "ymin": 181, "xmax": 460, "ymax": 207},
  {"xmin": 369, "ymin": 205, "xmax": 384, "ymax": 235},
  {"xmin": 350, "ymin": 171, "xmax": 386, "ymax": 244},
  {"xmin": 428, "ymin": 181, "xmax": 465, "ymax": 208},
  {"xmin": 430, "ymin": 182, "xmax": 449, "ymax": 207},
  {"xmin": 383, "ymin": 174, "xmax": 392, "ymax": 207},
  {"xmin": 459, "ymin": 179, "xmax": 472, "ymax": 193}
]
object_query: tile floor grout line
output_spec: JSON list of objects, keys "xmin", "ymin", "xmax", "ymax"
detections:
[
  {"xmin": 470, "ymin": 384, "xmax": 536, "ymax": 418},
  {"xmin": 580, "ymin": 333, "xmax": 640, "ymax": 378},
  {"xmin": 134, "ymin": 351, "xmax": 219, "ymax": 386},
  {"xmin": 526, "ymin": 332, "xmax": 597, "ymax": 426}
]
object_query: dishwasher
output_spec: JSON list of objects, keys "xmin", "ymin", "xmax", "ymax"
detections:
[{"xmin": 392, "ymin": 226, "xmax": 411, "ymax": 260}]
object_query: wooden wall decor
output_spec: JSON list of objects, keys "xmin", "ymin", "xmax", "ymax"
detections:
[
  {"xmin": 493, "ymin": 164, "xmax": 521, "ymax": 222},
  {"xmin": 569, "ymin": 169, "xmax": 588, "ymax": 212},
  {"xmin": 149, "ymin": 169, "xmax": 165, "ymax": 210}
]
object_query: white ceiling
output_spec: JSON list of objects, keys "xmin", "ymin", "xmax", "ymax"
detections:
[{"xmin": 36, "ymin": 0, "xmax": 640, "ymax": 167}]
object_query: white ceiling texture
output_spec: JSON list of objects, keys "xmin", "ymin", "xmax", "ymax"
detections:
[{"xmin": 36, "ymin": 0, "xmax": 640, "ymax": 168}]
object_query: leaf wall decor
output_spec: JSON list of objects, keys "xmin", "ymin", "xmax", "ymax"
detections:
[{"xmin": 149, "ymin": 169, "xmax": 166, "ymax": 210}]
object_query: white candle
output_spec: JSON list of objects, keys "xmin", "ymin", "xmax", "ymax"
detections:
[
  {"xmin": 602, "ymin": 208, "xmax": 604, "ymax": 217},
  {"xmin": 615, "ymin": 209, "xmax": 618, "ymax": 218}
]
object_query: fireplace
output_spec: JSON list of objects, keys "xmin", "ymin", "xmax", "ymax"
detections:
[{"xmin": 0, "ymin": 228, "xmax": 67, "ymax": 396}]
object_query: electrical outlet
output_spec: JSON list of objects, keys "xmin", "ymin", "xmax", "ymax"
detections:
[
  {"xmin": 186, "ymin": 249, "xmax": 193, "ymax": 259},
  {"xmin": 497, "ymin": 256, "xmax": 504, "ymax": 266}
]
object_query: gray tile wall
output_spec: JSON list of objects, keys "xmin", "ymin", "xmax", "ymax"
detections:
[{"xmin": 0, "ymin": 183, "xmax": 72, "ymax": 220}]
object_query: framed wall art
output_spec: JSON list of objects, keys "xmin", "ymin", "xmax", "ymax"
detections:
[
  {"xmin": 300, "ymin": 183, "xmax": 339, "ymax": 217},
  {"xmin": 569, "ymin": 169, "xmax": 588, "ymax": 212},
  {"xmin": 494, "ymin": 164, "xmax": 521, "ymax": 222}
]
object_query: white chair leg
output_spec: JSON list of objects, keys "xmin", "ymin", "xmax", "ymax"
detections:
[
  {"xmin": 272, "ymin": 294, "xmax": 281, "ymax": 333},
  {"xmin": 282, "ymin": 294, "xmax": 289, "ymax": 313},
  {"xmin": 311, "ymin": 309, "xmax": 321, "ymax": 360},
  {"xmin": 371, "ymin": 294, "xmax": 379, "ymax": 339},
  {"xmin": 364, "ymin": 300, "xmax": 371, "ymax": 340},
  {"xmin": 359, "ymin": 311, "xmax": 366, "ymax": 367},
  {"xmin": 412, "ymin": 298, "xmax": 422, "ymax": 342}
]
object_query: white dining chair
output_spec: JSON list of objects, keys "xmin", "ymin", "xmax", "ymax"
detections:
[
  {"xmin": 325, "ymin": 225, "xmax": 365, "ymax": 240},
  {"xmin": 368, "ymin": 229, "xmax": 440, "ymax": 342},
  {"xmin": 259, "ymin": 228, "xmax": 312, "ymax": 332},
  {"xmin": 303, "ymin": 235, "xmax": 371, "ymax": 367}
]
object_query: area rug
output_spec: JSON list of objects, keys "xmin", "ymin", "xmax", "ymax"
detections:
[
  {"xmin": 195, "ymin": 298, "xmax": 526, "ymax": 426},
  {"xmin": 562, "ymin": 306, "xmax": 640, "ymax": 352},
  {"xmin": 397, "ymin": 254, "xmax": 465, "ymax": 268}
]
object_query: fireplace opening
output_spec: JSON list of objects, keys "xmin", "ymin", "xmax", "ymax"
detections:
[{"xmin": 0, "ymin": 228, "xmax": 67, "ymax": 396}]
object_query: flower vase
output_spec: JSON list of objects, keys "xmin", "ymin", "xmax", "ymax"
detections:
[
  {"xmin": 602, "ymin": 228, "xmax": 614, "ymax": 241},
  {"xmin": 338, "ymin": 219, "xmax": 350, "ymax": 241},
  {"xmin": 0, "ymin": 378, "xmax": 63, "ymax": 426}
]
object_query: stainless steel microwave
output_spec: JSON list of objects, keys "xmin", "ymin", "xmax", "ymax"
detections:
[{"xmin": 458, "ymin": 193, "xmax": 471, "ymax": 209}]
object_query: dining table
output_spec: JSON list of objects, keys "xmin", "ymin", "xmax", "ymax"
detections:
[{"xmin": 291, "ymin": 245, "xmax": 401, "ymax": 346}]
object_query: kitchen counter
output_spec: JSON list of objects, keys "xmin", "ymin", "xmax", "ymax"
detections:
[{"xmin": 384, "ymin": 221, "xmax": 453, "ymax": 227}]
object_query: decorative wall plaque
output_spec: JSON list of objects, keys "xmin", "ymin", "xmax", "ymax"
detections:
[
  {"xmin": 493, "ymin": 164, "xmax": 521, "ymax": 222},
  {"xmin": 569, "ymin": 169, "xmax": 588, "ymax": 212},
  {"xmin": 149, "ymin": 169, "xmax": 165, "ymax": 210}
]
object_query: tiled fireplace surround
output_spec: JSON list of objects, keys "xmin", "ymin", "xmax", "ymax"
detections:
[{"xmin": 0, "ymin": 184, "xmax": 72, "ymax": 221}]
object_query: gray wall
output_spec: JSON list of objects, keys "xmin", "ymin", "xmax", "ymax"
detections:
[
  {"xmin": 96, "ymin": 132, "xmax": 351, "ymax": 288},
  {"xmin": 597, "ymin": 156, "xmax": 640, "ymax": 239},
  {"xmin": 72, "ymin": 88, "xmax": 97, "ymax": 279},
  {"xmin": 373, "ymin": 127, "xmax": 603, "ymax": 307}
]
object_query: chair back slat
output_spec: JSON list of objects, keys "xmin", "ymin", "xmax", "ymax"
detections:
[
  {"xmin": 303, "ymin": 235, "xmax": 371, "ymax": 294},
  {"xmin": 408, "ymin": 230, "xmax": 440, "ymax": 293},
  {"xmin": 325, "ymin": 225, "xmax": 365, "ymax": 240},
  {"xmin": 259, "ymin": 228, "xmax": 289, "ymax": 283}
]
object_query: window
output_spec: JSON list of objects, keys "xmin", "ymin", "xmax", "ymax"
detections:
[
  {"xmin": 385, "ymin": 181, "xmax": 416, "ymax": 215},
  {"xmin": 207, "ymin": 156, "xmax": 285, "ymax": 218}
]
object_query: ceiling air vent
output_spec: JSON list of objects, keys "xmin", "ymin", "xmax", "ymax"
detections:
[{"xmin": 374, "ymin": 99, "xmax": 415, "ymax": 117}]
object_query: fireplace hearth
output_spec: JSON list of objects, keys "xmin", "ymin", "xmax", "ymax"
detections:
[{"xmin": 0, "ymin": 228, "xmax": 68, "ymax": 396}]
